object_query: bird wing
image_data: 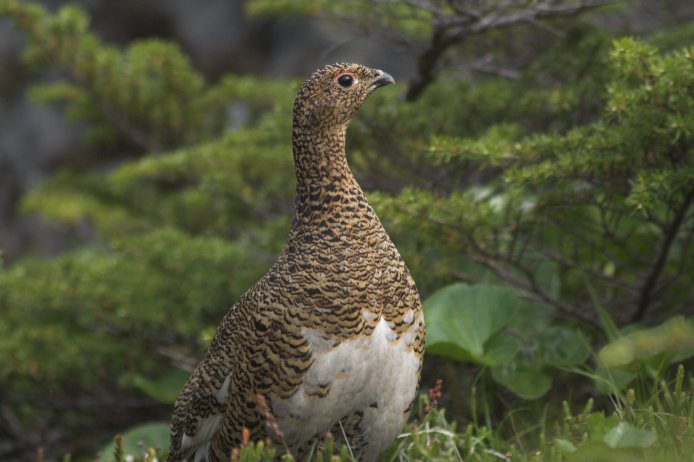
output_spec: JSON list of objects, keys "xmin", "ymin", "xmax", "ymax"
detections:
[
  {"xmin": 168, "ymin": 260, "xmax": 312, "ymax": 461},
  {"xmin": 167, "ymin": 308, "xmax": 242, "ymax": 461}
]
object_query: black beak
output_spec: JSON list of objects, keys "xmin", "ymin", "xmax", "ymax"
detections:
[{"xmin": 371, "ymin": 71, "xmax": 395, "ymax": 88}]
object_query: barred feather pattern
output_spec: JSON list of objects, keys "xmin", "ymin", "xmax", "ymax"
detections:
[{"xmin": 167, "ymin": 63, "xmax": 425, "ymax": 462}]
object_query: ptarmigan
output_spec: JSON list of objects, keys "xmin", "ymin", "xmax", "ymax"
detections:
[{"xmin": 167, "ymin": 63, "xmax": 425, "ymax": 462}]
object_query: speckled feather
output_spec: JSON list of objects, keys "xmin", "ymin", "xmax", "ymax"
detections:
[{"xmin": 167, "ymin": 63, "xmax": 425, "ymax": 462}]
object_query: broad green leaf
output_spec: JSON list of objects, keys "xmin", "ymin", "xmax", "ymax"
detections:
[
  {"xmin": 584, "ymin": 412, "xmax": 620, "ymax": 440},
  {"xmin": 426, "ymin": 341, "xmax": 480, "ymax": 364},
  {"xmin": 129, "ymin": 368, "xmax": 190, "ymax": 404},
  {"xmin": 424, "ymin": 283, "xmax": 538, "ymax": 365},
  {"xmin": 598, "ymin": 316, "xmax": 694, "ymax": 368},
  {"xmin": 603, "ymin": 422, "xmax": 657, "ymax": 449},
  {"xmin": 539, "ymin": 326, "xmax": 591, "ymax": 367},
  {"xmin": 481, "ymin": 330, "xmax": 523, "ymax": 366},
  {"xmin": 555, "ymin": 438, "xmax": 577, "ymax": 454},
  {"xmin": 97, "ymin": 422, "xmax": 170, "ymax": 461},
  {"xmin": 426, "ymin": 331, "xmax": 523, "ymax": 367},
  {"xmin": 491, "ymin": 362, "xmax": 552, "ymax": 400},
  {"xmin": 597, "ymin": 337, "xmax": 635, "ymax": 368}
]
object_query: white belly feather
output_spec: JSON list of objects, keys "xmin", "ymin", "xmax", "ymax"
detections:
[{"xmin": 271, "ymin": 314, "xmax": 422, "ymax": 457}]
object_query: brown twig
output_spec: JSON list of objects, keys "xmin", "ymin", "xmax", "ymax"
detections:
[
  {"xmin": 241, "ymin": 427, "xmax": 251, "ymax": 448},
  {"xmin": 255, "ymin": 393, "xmax": 286, "ymax": 446},
  {"xmin": 632, "ymin": 187, "xmax": 694, "ymax": 322},
  {"xmin": 395, "ymin": 0, "xmax": 621, "ymax": 100},
  {"xmin": 425, "ymin": 378, "xmax": 444, "ymax": 415},
  {"xmin": 113, "ymin": 434, "xmax": 124, "ymax": 462}
]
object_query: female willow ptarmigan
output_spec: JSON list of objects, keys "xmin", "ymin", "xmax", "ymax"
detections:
[{"xmin": 168, "ymin": 63, "xmax": 425, "ymax": 462}]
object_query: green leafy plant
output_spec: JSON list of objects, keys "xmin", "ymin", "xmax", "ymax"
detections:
[{"xmin": 425, "ymin": 282, "xmax": 589, "ymax": 399}]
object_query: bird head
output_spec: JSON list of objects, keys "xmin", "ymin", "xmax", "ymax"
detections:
[{"xmin": 293, "ymin": 63, "xmax": 395, "ymax": 131}]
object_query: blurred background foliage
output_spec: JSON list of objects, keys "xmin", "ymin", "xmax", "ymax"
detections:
[{"xmin": 0, "ymin": 0, "xmax": 693, "ymax": 460}]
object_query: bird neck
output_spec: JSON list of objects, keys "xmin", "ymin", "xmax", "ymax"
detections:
[{"xmin": 292, "ymin": 123, "xmax": 362, "ymax": 210}]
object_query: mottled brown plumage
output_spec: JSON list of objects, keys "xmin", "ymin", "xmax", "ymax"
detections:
[{"xmin": 167, "ymin": 63, "xmax": 425, "ymax": 462}]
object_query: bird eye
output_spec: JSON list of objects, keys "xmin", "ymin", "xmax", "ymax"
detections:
[{"xmin": 337, "ymin": 74, "xmax": 354, "ymax": 88}]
